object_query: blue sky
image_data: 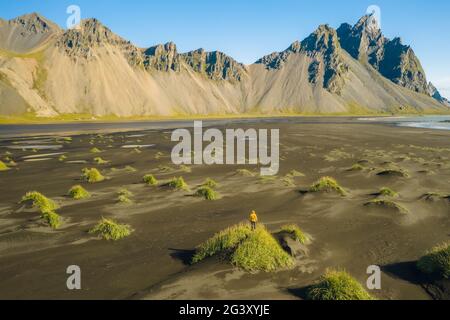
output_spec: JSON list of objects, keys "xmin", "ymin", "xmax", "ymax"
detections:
[{"xmin": 1, "ymin": 0, "xmax": 449, "ymax": 97}]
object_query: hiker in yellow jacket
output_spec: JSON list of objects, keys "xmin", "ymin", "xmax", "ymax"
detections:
[{"xmin": 249, "ymin": 210, "xmax": 258, "ymax": 231}]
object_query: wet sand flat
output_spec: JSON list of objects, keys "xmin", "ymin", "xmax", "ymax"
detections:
[{"xmin": 0, "ymin": 118, "xmax": 449, "ymax": 300}]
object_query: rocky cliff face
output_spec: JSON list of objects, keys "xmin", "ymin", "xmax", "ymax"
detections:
[
  {"xmin": 181, "ymin": 49, "xmax": 247, "ymax": 82},
  {"xmin": 337, "ymin": 15, "xmax": 429, "ymax": 94},
  {"xmin": 0, "ymin": 13, "xmax": 448, "ymax": 117}
]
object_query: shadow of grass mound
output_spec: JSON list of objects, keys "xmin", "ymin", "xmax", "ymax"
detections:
[
  {"xmin": 376, "ymin": 169, "xmax": 409, "ymax": 178},
  {"xmin": 305, "ymin": 269, "xmax": 374, "ymax": 300},
  {"xmin": 192, "ymin": 224, "xmax": 294, "ymax": 272},
  {"xmin": 420, "ymin": 192, "xmax": 450, "ymax": 203},
  {"xmin": 383, "ymin": 259, "xmax": 450, "ymax": 300}
]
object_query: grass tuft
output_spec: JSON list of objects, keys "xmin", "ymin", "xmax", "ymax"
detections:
[
  {"xmin": 41, "ymin": 211, "xmax": 61, "ymax": 229},
  {"xmin": 192, "ymin": 223, "xmax": 294, "ymax": 272},
  {"xmin": 68, "ymin": 185, "xmax": 91, "ymax": 200},
  {"xmin": 231, "ymin": 226, "xmax": 295, "ymax": 272},
  {"xmin": 364, "ymin": 199, "xmax": 408, "ymax": 214},
  {"xmin": 192, "ymin": 223, "xmax": 253, "ymax": 263},
  {"xmin": 90, "ymin": 147, "xmax": 102, "ymax": 153},
  {"xmin": 348, "ymin": 164, "xmax": 364, "ymax": 171},
  {"xmin": 235, "ymin": 169, "xmax": 255, "ymax": 177},
  {"xmin": 81, "ymin": 168, "xmax": 105, "ymax": 183},
  {"xmin": 167, "ymin": 177, "xmax": 189, "ymax": 191},
  {"xmin": 309, "ymin": 177, "xmax": 346, "ymax": 195},
  {"xmin": 417, "ymin": 242, "xmax": 450, "ymax": 279},
  {"xmin": 307, "ymin": 269, "xmax": 374, "ymax": 300},
  {"xmin": 195, "ymin": 186, "xmax": 219, "ymax": 200},
  {"xmin": 94, "ymin": 157, "xmax": 109, "ymax": 165},
  {"xmin": 143, "ymin": 174, "xmax": 158, "ymax": 186},
  {"xmin": 20, "ymin": 191, "xmax": 60, "ymax": 229},
  {"xmin": 0, "ymin": 160, "xmax": 10, "ymax": 171},
  {"xmin": 202, "ymin": 178, "xmax": 218, "ymax": 189},
  {"xmin": 280, "ymin": 224, "xmax": 309, "ymax": 244},
  {"xmin": 378, "ymin": 187, "xmax": 398, "ymax": 198},
  {"xmin": 21, "ymin": 191, "xmax": 59, "ymax": 212},
  {"xmin": 58, "ymin": 155, "xmax": 67, "ymax": 162},
  {"xmin": 89, "ymin": 218, "xmax": 132, "ymax": 240}
]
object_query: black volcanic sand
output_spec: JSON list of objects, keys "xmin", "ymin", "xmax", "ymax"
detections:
[{"xmin": 0, "ymin": 118, "xmax": 449, "ymax": 300}]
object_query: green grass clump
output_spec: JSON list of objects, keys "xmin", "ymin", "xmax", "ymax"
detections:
[
  {"xmin": 94, "ymin": 157, "xmax": 109, "ymax": 165},
  {"xmin": 21, "ymin": 191, "xmax": 59, "ymax": 213},
  {"xmin": 68, "ymin": 185, "xmax": 90, "ymax": 200},
  {"xmin": 378, "ymin": 187, "xmax": 398, "ymax": 198},
  {"xmin": 89, "ymin": 218, "xmax": 132, "ymax": 240},
  {"xmin": 0, "ymin": 160, "xmax": 10, "ymax": 171},
  {"xmin": 348, "ymin": 164, "xmax": 364, "ymax": 171},
  {"xmin": 41, "ymin": 211, "xmax": 61, "ymax": 229},
  {"xmin": 192, "ymin": 224, "xmax": 294, "ymax": 272},
  {"xmin": 364, "ymin": 199, "xmax": 408, "ymax": 214},
  {"xmin": 117, "ymin": 188, "xmax": 133, "ymax": 203},
  {"xmin": 58, "ymin": 155, "xmax": 67, "ymax": 162},
  {"xmin": 192, "ymin": 223, "xmax": 253, "ymax": 263},
  {"xmin": 235, "ymin": 169, "xmax": 255, "ymax": 177},
  {"xmin": 280, "ymin": 224, "xmax": 309, "ymax": 244},
  {"xmin": 195, "ymin": 186, "xmax": 219, "ymax": 200},
  {"xmin": 143, "ymin": 174, "xmax": 158, "ymax": 186},
  {"xmin": 417, "ymin": 242, "xmax": 450, "ymax": 279},
  {"xmin": 90, "ymin": 147, "xmax": 102, "ymax": 153},
  {"xmin": 167, "ymin": 177, "xmax": 189, "ymax": 191},
  {"xmin": 202, "ymin": 178, "xmax": 218, "ymax": 189},
  {"xmin": 20, "ymin": 191, "xmax": 61, "ymax": 229},
  {"xmin": 309, "ymin": 177, "xmax": 346, "ymax": 195},
  {"xmin": 81, "ymin": 168, "xmax": 105, "ymax": 183},
  {"xmin": 231, "ymin": 226, "xmax": 294, "ymax": 272},
  {"xmin": 286, "ymin": 170, "xmax": 305, "ymax": 177},
  {"xmin": 307, "ymin": 269, "xmax": 374, "ymax": 300}
]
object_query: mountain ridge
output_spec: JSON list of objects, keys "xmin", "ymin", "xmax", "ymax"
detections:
[{"xmin": 0, "ymin": 12, "xmax": 448, "ymax": 118}]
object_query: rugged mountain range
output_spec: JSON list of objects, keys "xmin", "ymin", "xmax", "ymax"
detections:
[{"xmin": 0, "ymin": 13, "xmax": 448, "ymax": 117}]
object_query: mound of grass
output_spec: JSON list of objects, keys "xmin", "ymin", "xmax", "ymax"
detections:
[
  {"xmin": 21, "ymin": 191, "xmax": 59, "ymax": 212},
  {"xmin": 348, "ymin": 164, "xmax": 364, "ymax": 171},
  {"xmin": 143, "ymin": 174, "xmax": 158, "ymax": 186},
  {"xmin": 68, "ymin": 185, "xmax": 91, "ymax": 200},
  {"xmin": 192, "ymin": 224, "xmax": 294, "ymax": 272},
  {"xmin": 90, "ymin": 147, "xmax": 102, "ymax": 153},
  {"xmin": 259, "ymin": 175, "xmax": 278, "ymax": 184},
  {"xmin": 364, "ymin": 199, "xmax": 408, "ymax": 214},
  {"xmin": 94, "ymin": 157, "xmax": 109, "ymax": 165},
  {"xmin": 20, "ymin": 191, "xmax": 61, "ymax": 229},
  {"xmin": 280, "ymin": 224, "xmax": 309, "ymax": 244},
  {"xmin": 377, "ymin": 169, "xmax": 409, "ymax": 178},
  {"xmin": 235, "ymin": 169, "xmax": 255, "ymax": 177},
  {"xmin": 179, "ymin": 165, "xmax": 192, "ymax": 173},
  {"xmin": 81, "ymin": 168, "xmax": 105, "ymax": 183},
  {"xmin": 192, "ymin": 223, "xmax": 253, "ymax": 263},
  {"xmin": 417, "ymin": 242, "xmax": 450, "ymax": 279},
  {"xmin": 195, "ymin": 186, "xmax": 219, "ymax": 200},
  {"xmin": 41, "ymin": 211, "xmax": 61, "ymax": 229},
  {"xmin": 309, "ymin": 177, "xmax": 346, "ymax": 195},
  {"xmin": 125, "ymin": 165, "xmax": 137, "ymax": 172},
  {"xmin": 307, "ymin": 269, "xmax": 374, "ymax": 300},
  {"xmin": 58, "ymin": 155, "xmax": 67, "ymax": 162},
  {"xmin": 231, "ymin": 226, "xmax": 294, "ymax": 272},
  {"xmin": 0, "ymin": 160, "xmax": 10, "ymax": 171},
  {"xmin": 286, "ymin": 170, "xmax": 305, "ymax": 178},
  {"xmin": 117, "ymin": 188, "xmax": 133, "ymax": 203},
  {"xmin": 202, "ymin": 178, "xmax": 218, "ymax": 189},
  {"xmin": 89, "ymin": 218, "xmax": 132, "ymax": 240},
  {"xmin": 167, "ymin": 177, "xmax": 189, "ymax": 191},
  {"xmin": 420, "ymin": 192, "xmax": 448, "ymax": 202},
  {"xmin": 378, "ymin": 187, "xmax": 398, "ymax": 198}
]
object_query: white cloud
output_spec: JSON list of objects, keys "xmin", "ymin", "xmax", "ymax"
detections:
[{"xmin": 431, "ymin": 77, "xmax": 450, "ymax": 99}]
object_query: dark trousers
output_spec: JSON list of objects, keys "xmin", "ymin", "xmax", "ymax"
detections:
[{"xmin": 251, "ymin": 221, "xmax": 256, "ymax": 230}]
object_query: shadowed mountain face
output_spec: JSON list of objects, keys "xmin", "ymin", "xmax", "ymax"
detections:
[
  {"xmin": 0, "ymin": 13, "xmax": 448, "ymax": 117},
  {"xmin": 337, "ymin": 15, "xmax": 429, "ymax": 94}
]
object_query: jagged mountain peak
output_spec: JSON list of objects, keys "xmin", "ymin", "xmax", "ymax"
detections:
[{"xmin": 10, "ymin": 12, "xmax": 60, "ymax": 34}]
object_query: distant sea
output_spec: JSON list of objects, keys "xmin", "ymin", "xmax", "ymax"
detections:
[{"xmin": 359, "ymin": 115, "xmax": 450, "ymax": 131}]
